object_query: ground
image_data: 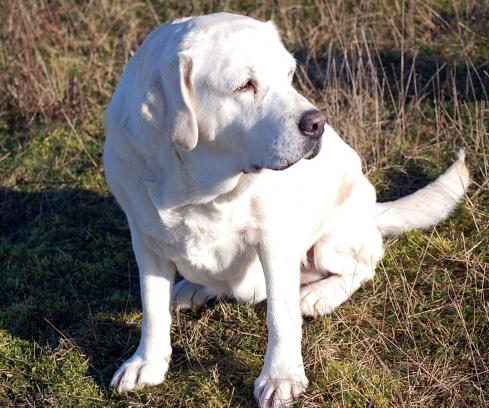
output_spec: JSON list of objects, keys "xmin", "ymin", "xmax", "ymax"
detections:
[{"xmin": 0, "ymin": 1, "xmax": 487, "ymax": 407}]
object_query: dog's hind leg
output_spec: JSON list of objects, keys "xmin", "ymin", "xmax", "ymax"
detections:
[
  {"xmin": 172, "ymin": 279, "xmax": 222, "ymax": 311},
  {"xmin": 300, "ymin": 226, "xmax": 383, "ymax": 317},
  {"xmin": 300, "ymin": 260, "xmax": 374, "ymax": 316}
]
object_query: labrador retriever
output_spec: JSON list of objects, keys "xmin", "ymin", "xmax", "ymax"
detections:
[{"xmin": 103, "ymin": 12, "xmax": 469, "ymax": 407}]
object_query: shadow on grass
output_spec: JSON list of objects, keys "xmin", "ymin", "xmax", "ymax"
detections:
[
  {"xmin": 0, "ymin": 187, "xmax": 142, "ymax": 387},
  {"xmin": 375, "ymin": 159, "xmax": 441, "ymax": 202},
  {"xmin": 295, "ymin": 48, "xmax": 489, "ymax": 102}
]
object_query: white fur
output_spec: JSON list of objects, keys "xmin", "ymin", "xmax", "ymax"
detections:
[
  {"xmin": 375, "ymin": 149, "xmax": 470, "ymax": 235},
  {"xmin": 104, "ymin": 12, "xmax": 469, "ymax": 407}
]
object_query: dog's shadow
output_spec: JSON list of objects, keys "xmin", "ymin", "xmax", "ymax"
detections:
[{"xmin": 0, "ymin": 187, "xmax": 140, "ymax": 389}]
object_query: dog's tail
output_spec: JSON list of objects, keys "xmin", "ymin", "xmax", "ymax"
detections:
[{"xmin": 375, "ymin": 149, "xmax": 470, "ymax": 236}]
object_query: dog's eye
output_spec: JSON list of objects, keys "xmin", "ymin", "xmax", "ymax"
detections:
[{"xmin": 235, "ymin": 79, "xmax": 257, "ymax": 94}]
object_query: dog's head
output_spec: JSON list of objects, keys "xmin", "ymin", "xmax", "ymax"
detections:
[{"xmin": 140, "ymin": 13, "xmax": 324, "ymax": 172}]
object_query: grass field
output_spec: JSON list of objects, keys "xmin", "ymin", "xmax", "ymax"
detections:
[{"xmin": 0, "ymin": 1, "xmax": 488, "ymax": 407}]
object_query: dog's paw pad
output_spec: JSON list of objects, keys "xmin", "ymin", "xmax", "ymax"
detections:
[
  {"xmin": 254, "ymin": 374, "xmax": 308, "ymax": 407},
  {"xmin": 110, "ymin": 354, "xmax": 169, "ymax": 393}
]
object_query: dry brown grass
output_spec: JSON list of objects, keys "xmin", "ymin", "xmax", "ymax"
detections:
[{"xmin": 0, "ymin": 1, "xmax": 487, "ymax": 407}]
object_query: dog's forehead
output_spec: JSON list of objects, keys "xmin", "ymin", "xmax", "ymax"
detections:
[
  {"xmin": 183, "ymin": 12, "xmax": 271, "ymax": 34},
  {"xmin": 223, "ymin": 30, "xmax": 292, "ymax": 66},
  {"xmin": 182, "ymin": 15, "xmax": 295, "ymax": 81},
  {"xmin": 183, "ymin": 15, "xmax": 290, "ymax": 55}
]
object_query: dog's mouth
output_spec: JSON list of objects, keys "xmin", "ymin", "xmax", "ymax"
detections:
[
  {"xmin": 245, "ymin": 161, "xmax": 294, "ymax": 173},
  {"xmin": 242, "ymin": 164, "xmax": 264, "ymax": 174},
  {"xmin": 245, "ymin": 141, "xmax": 322, "ymax": 173},
  {"xmin": 272, "ymin": 141, "xmax": 322, "ymax": 170},
  {"xmin": 304, "ymin": 140, "xmax": 321, "ymax": 160},
  {"xmin": 268, "ymin": 161, "xmax": 296, "ymax": 171}
]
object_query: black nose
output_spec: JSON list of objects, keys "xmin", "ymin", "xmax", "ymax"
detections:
[{"xmin": 298, "ymin": 110, "xmax": 326, "ymax": 140}]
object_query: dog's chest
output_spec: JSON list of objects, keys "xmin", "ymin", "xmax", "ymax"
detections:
[{"xmin": 159, "ymin": 202, "xmax": 257, "ymax": 281}]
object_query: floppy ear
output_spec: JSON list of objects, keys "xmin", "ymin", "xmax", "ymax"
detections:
[{"xmin": 141, "ymin": 53, "xmax": 198, "ymax": 150}]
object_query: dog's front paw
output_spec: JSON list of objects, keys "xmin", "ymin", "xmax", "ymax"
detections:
[
  {"xmin": 110, "ymin": 352, "xmax": 170, "ymax": 393},
  {"xmin": 253, "ymin": 372, "xmax": 308, "ymax": 407}
]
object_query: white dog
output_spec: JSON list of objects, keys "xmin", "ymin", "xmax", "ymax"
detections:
[{"xmin": 103, "ymin": 12, "xmax": 469, "ymax": 407}]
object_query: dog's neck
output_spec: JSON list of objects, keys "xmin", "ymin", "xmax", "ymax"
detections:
[{"xmin": 145, "ymin": 142, "xmax": 257, "ymax": 211}]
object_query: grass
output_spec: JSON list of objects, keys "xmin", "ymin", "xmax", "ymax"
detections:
[{"xmin": 0, "ymin": 0, "xmax": 488, "ymax": 407}]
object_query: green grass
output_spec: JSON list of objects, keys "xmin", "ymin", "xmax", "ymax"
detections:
[{"xmin": 1, "ymin": 1, "xmax": 488, "ymax": 407}]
